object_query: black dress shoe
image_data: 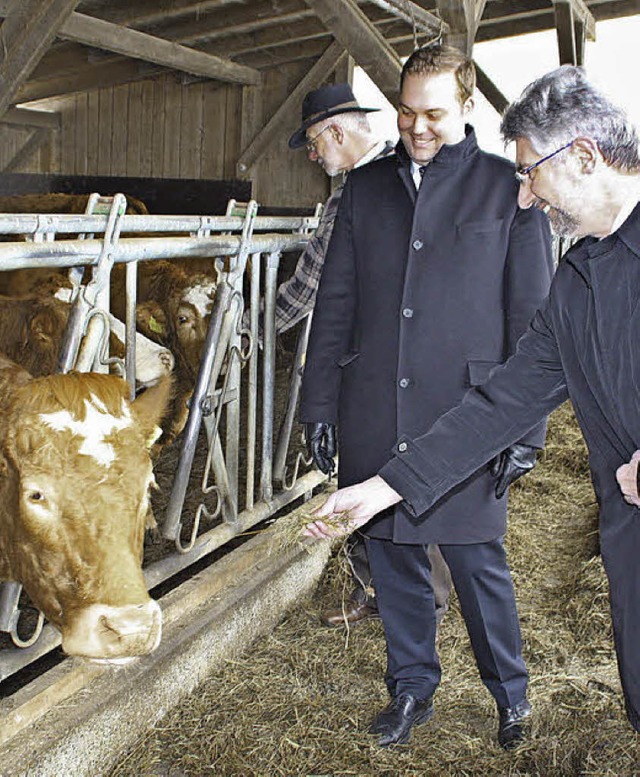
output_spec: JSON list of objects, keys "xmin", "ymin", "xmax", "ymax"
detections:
[
  {"xmin": 369, "ymin": 693, "xmax": 434, "ymax": 747},
  {"xmin": 497, "ymin": 698, "xmax": 532, "ymax": 749},
  {"xmin": 320, "ymin": 599, "xmax": 380, "ymax": 628}
]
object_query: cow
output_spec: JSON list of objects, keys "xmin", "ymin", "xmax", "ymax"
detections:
[
  {"xmin": 0, "ymin": 292, "xmax": 174, "ymax": 390},
  {"xmin": 0, "ymin": 355, "xmax": 171, "ymax": 662},
  {"xmin": 110, "ymin": 260, "xmax": 219, "ymax": 381}
]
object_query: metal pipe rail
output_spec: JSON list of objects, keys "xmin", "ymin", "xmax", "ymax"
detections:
[
  {"xmin": 0, "ymin": 233, "xmax": 311, "ymax": 271},
  {"xmin": 0, "ymin": 213, "xmax": 320, "ymax": 236}
]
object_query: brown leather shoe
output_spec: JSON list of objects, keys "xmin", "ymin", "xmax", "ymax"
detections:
[{"xmin": 320, "ymin": 599, "xmax": 380, "ymax": 628}]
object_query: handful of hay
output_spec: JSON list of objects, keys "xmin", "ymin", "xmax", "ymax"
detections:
[{"xmin": 268, "ymin": 508, "xmax": 355, "ymax": 554}]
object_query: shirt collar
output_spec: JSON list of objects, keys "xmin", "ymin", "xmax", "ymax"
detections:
[
  {"xmin": 354, "ymin": 139, "xmax": 389, "ymax": 169},
  {"xmin": 609, "ymin": 186, "xmax": 640, "ymax": 235}
]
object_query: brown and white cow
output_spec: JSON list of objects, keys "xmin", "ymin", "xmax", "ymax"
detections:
[
  {"xmin": 0, "ymin": 291, "xmax": 175, "ymax": 390},
  {"xmin": 0, "ymin": 355, "xmax": 171, "ymax": 661}
]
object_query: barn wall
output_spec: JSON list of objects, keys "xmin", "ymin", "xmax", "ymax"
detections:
[{"xmin": 6, "ymin": 61, "xmax": 331, "ymax": 212}]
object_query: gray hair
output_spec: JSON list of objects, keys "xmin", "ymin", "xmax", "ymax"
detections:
[{"xmin": 501, "ymin": 65, "xmax": 640, "ymax": 171}]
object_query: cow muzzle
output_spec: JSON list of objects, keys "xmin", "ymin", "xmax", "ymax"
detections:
[{"xmin": 61, "ymin": 600, "xmax": 162, "ymax": 662}]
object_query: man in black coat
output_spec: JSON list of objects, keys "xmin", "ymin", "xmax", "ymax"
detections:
[
  {"xmin": 306, "ymin": 66, "xmax": 640, "ymax": 736},
  {"xmin": 300, "ymin": 44, "xmax": 553, "ymax": 748}
]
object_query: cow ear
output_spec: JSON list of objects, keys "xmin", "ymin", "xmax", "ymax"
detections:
[{"xmin": 131, "ymin": 375, "xmax": 173, "ymax": 447}]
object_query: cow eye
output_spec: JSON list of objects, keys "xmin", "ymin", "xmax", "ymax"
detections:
[
  {"xmin": 29, "ymin": 491, "xmax": 44, "ymax": 501},
  {"xmin": 177, "ymin": 315, "xmax": 188, "ymax": 325}
]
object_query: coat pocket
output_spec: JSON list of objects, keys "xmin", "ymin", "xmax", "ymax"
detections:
[
  {"xmin": 337, "ymin": 351, "xmax": 360, "ymax": 368},
  {"xmin": 467, "ymin": 359, "xmax": 501, "ymax": 386}
]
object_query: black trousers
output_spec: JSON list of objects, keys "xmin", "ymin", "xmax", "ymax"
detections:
[
  {"xmin": 366, "ymin": 536, "xmax": 528, "ymax": 708},
  {"xmin": 347, "ymin": 534, "xmax": 452, "ymax": 625}
]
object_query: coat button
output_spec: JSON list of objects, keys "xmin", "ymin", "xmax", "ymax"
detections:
[
  {"xmin": 398, "ymin": 442, "xmax": 408, "ymax": 452},
  {"xmin": 412, "ymin": 239, "xmax": 423, "ymax": 250},
  {"xmin": 402, "ymin": 308, "xmax": 413, "ymax": 318},
  {"xmin": 399, "ymin": 378, "xmax": 410, "ymax": 388}
]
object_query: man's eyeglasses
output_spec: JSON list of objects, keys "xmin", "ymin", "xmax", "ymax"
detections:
[
  {"xmin": 306, "ymin": 124, "xmax": 331, "ymax": 154},
  {"xmin": 515, "ymin": 140, "xmax": 574, "ymax": 184}
]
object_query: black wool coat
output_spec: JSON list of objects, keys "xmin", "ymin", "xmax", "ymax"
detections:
[{"xmin": 300, "ymin": 128, "xmax": 554, "ymax": 544}]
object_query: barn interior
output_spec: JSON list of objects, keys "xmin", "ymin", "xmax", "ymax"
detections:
[{"xmin": 0, "ymin": 1, "xmax": 639, "ymax": 775}]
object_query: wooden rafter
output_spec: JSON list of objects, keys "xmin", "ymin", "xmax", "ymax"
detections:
[
  {"xmin": 304, "ymin": 0, "xmax": 402, "ymax": 105},
  {"xmin": 0, "ymin": 0, "xmax": 80, "ymax": 118},
  {"xmin": 0, "ymin": 2, "xmax": 260, "ymax": 87},
  {"xmin": 552, "ymin": 0, "xmax": 596, "ymax": 65}
]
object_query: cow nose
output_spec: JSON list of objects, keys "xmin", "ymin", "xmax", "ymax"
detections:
[{"xmin": 159, "ymin": 349, "xmax": 175, "ymax": 373}]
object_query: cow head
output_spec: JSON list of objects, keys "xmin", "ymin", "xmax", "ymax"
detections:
[
  {"xmin": 170, "ymin": 277, "xmax": 217, "ymax": 378},
  {"xmin": 0, "ymin": 362, "xmax": 172, "ymax": 662}
]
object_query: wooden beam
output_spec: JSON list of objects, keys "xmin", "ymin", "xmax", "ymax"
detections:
[
  {"xmin": 304, "ymin": 0, "xmax": 402, "ymax": 105},
  {"xmin": 474, "ymin": 62, "xmax": 509, "ymax": 114},
  {"xmin": 1, "ymin": 128, "xmax": 51, "ymax": 172},
  {"xmin": 0, "ymin": 0, "xmax": 80, "ymax": 117},
  {"xmin": 0, "ymin": 2, "xmax": 260, "ymax": 87},
  {"xmin": 78, "ymin": 0, "xmax": 244, "ymax": 27},
  {"xmin": 552, "ymin": 0, "xmax": 596, "ymax": 40},
  {"xmin": 237, "ymin": 40, "xmax": 346, "ymax": 175},
  {"xmin": 59, "ymin": 13, "xmax": 260, "ymax": 86},
  {"xmin": 1, "ymin": 106, "xmax": 61, "ymax": 129},
  {"xmin": 554, "ymin": 1, "xmax": 578, "ymax": 64},
  {"xmin": 16, "ymin": 60, "xmax": 163, "ymax": 103},
  {"xmin": 436, "ymin": 0, "xmax": 481, "ymax": 54},
  {"xmin": 342, "ymin": 0, "xmax": 445, "ymax": 36}
]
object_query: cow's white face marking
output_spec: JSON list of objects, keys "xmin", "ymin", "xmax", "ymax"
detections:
[
  {"xmin": 39, "ymin": 395, "xmax": 133, "ymax": 467},
  {"xmin": 53, "ymin": 287, "xmax": 73, "ymax": 303},
  {"xmin": 182, "ymin": 284, "xmax": 214, "ymax": 318}
]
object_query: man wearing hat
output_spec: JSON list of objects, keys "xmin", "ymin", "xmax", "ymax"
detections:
[
  {"xmin": 285, "ymin": 83, "xmax": 452, "ymax": 630},
  {"xmin": 300, "ymin": 44, "xmax": 554, "ymax": 749}
]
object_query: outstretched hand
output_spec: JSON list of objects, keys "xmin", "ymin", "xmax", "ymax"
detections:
[
  {"xmin": 303, "ymin": 475, "xmax": 402, "ymax": 540},
  {"xmin": 616, "ymin": 450, "xmax": 640, "ymax": 507}
]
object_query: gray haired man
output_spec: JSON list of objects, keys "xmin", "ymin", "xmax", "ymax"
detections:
[{"xmin": 305, "ymin": 65, "xmax": 640, "ymax": 734}]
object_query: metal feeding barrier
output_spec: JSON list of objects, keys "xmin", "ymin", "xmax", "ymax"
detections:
[{"xmin": 0, "ymin": 195, "xmax": 327, "ymax": 682}]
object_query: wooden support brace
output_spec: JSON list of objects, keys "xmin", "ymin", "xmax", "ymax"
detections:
[
  {"xmin": 236, "ymin": 40, "xmax": 346, "ymax": 176},
  {"xmin": 304, "ymin": 0, "xmax": 402, "ymax": 105},
  {"xmin": 0, "ymin": 0, "xmax": 80, "ymax": 118},
  {"xmin": 1, "ymin": 128, "xmax": 51, "ymax": 173},
  {"xmin": 474, "ymin": 62, "xmax": 509, "ymax": 115}
]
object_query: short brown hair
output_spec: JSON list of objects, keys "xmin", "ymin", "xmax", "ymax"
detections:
[{"xmin": 401, "ymin": 44, "xmax": 476, "ymax": 106}]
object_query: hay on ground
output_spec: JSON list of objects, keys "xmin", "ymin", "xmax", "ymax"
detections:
[{"xmin": 110, "ymin": 402, "xmax": 640, "ymax": 777}]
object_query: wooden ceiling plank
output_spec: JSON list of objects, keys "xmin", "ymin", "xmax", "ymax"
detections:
[
  {"xmin": 552, "ymin": 0, "xmax": 596, "ymax": 39},
  {"xmin": 237, "ymin": 39, "xmax": 346, "ymax": 174},
  {"xmin": 304, "ymin": 0, "xmax": 402, "ymax": 105},
  {"xmin": 0, "ymin": 0, "xmax": 80, "ymax": 117}
]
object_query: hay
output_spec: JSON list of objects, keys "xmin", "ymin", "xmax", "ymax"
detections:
[{"xmin": 109, "ymin": 402, "xmax": 640, "ymax": 777}]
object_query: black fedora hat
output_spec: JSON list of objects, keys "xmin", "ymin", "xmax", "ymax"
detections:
[{"xmin": 288, "ymin": 82, "xmax": 379, "ymax": 149}]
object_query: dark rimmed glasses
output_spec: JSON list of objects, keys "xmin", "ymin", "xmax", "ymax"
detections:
[
  {"xmin": 515, "ymin": 140, "xmax": 575, "ymax": 184},
  {"xmin": 306, "ymin": 124, "xmax": 331, "ymax": 154}
]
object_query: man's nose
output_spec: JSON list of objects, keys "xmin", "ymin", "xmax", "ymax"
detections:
[
  {"xmin": 307, "ymin": 147, "xmax": 318, "ymax": 162},
  {"xmin": 412, "ymin": 114, "xmax": 430, "ymax": 135},
  {"xmin": 517, "ymin": 179, "xmax": 535, "ymax": 209}
]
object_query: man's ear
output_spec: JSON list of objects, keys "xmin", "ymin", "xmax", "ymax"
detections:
[
  {"xmin": 331, "ymin": 123, "xmax": 344, "ymax": 144},
  {"xmin": 462, "ymin": 96, "xmax": 474, "ymax": 116},
  {"xmin": 571, "ymin": 137, "xmax": 600, "ymax": 174}
]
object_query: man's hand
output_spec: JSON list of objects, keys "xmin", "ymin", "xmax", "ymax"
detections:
[
  {"xmin": 616, "ymin": 450, "xmax": 640, "ymax": 507},
  {"xmin": 305, "ymin": 422, "xmax": 337, "ymax": 475},
  {"xmin": 490, "ymin": 443, "xmax": 538, "ymax": 499},
  {"xmin": 303, "ymin": 475, "xmax": 402, "ymax": 540}
]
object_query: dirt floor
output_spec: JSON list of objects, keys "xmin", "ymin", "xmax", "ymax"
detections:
[{"xmin": 106, "ymin": 402, "xmax": 640, "ymax": 777}]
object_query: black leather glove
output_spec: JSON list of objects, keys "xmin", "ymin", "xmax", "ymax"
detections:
[
  {"xmin": 305, "ymin": 422, "xmax": 337, "ymax": 476},
  {"xmin": 490, "ymin": 443, "xmax": 538, "ymax": 499}
]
